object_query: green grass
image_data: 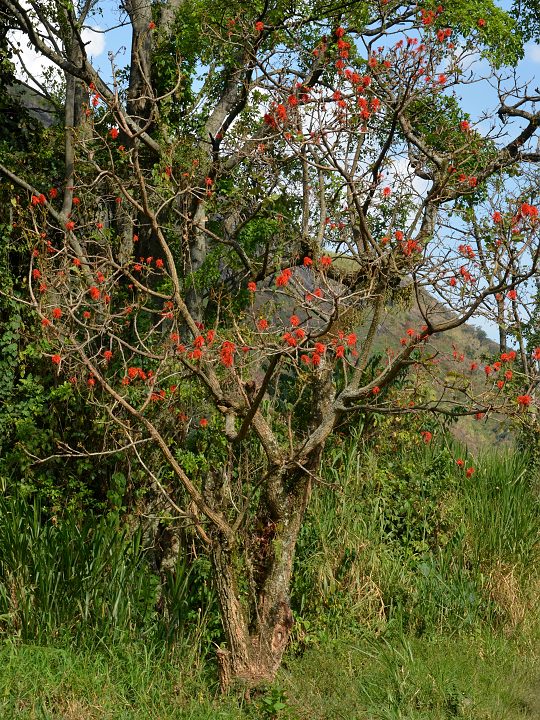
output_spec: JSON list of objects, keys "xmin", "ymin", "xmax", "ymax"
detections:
[
  {"xmin": 0, "ymin": 438, "xmax": 538, "ymax": 718},
  {"xmin": 1, "ymin": 626, "xmax": 538, "ymax": 719},
  {"xmin": 281, "ymin": 626, "xmax": 540, "ymax": 720},
  {"xmin": 0, "ymin": 639, "xmax": 242, "ymax": 719}
]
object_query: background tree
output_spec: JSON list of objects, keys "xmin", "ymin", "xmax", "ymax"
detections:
[{"xmin": 2, "ymin": 0, "xmax": 540, "ymax": 688}]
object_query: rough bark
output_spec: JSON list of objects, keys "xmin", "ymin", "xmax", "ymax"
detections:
[{"xmin": 212, "ymin": 472, "xmax": 311, "ymax": 690}]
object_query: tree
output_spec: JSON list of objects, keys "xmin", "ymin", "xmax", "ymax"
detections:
[{"xmin": 2, "ymin": 0, "xmax": 540, "ymax": 688}]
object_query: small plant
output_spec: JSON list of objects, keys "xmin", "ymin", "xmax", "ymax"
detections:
[{"xmin": 256, "ymin": 687, "xmax": 290, "ymax": 719}]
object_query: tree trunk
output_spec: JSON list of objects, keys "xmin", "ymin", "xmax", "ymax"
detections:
[{"xmin": 211, "ymin": 477, "xmax": 310, "ymax": 690}]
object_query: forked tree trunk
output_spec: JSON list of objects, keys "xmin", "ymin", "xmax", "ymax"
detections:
[{"xmin": 211, "ymin": 478, "xmax": 310, "ymax": 690}]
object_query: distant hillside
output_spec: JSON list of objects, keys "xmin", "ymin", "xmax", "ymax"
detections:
[
  {"xmin": 365, "ymin": 293, "xmax": 512, "ymax": 453},
  {"xmin": 256, "ymin": 267, "xmax": 511, "ymax": 454}
]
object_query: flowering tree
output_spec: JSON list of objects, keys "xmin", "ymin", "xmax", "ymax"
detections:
[{"xmin": 3, "ymin": 0, "xmax": 540, "ymax": 687}]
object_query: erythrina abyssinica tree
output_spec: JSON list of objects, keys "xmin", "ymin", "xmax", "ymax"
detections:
[{"xmin": 3, "ymin": 0, "xmax": 540, "ymax": 687}]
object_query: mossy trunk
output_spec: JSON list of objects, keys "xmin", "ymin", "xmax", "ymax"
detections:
[{"xmin": 211, "ymin": 476, "xmax": 310, "ymax": 690}]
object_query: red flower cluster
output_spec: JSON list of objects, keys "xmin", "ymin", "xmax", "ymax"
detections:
[
  {"xmin": 458, "ymin": 244, "xmax": 475, "ymax": 259},
  {"xmin": 220, "ymin": 341, "xmax": 236, "ymax": 367},
  {"xmin": 276, "ymin": 268, "xmax": 293, "ymax": 286}
]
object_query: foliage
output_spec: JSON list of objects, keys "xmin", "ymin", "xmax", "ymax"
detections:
[
  {"xmin": 3, "ymin": 497, "xmax": 216, "ymax": 643},
  {"xmin": 292, "ymin": 431, "xmax": 539, "ymax": 643},
  {"xmin": 3, "ymin": 0, "xmax": 540, "ymax": 685}
]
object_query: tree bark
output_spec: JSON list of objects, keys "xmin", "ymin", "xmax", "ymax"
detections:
[{"xmin": 211, "ymin": 474, "xmax": 311, "ymax": 690}]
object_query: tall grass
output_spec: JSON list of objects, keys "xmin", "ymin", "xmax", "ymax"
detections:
[
  {"xmin": 0, "ymin": 495, "xmax": 210, "ymax": 647},
  {"xmin": 292, "ymin": 432, "xmax": 540, "ymax": 640}
]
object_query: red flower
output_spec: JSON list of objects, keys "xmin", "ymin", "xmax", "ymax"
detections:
[
  {"xmin": 32, "ymin": 268, "xmax": 41, "ymax": 280},
  {"xmin": 193, "ymin": 335, "xmax": 205, "ymax": 349},
  {"xmin": 41, "ymin": 318, "xmax": 51, "ymax": 327},
  {"xmin": 276, "ymin": 104, "xmax": 287, "ymax": 121},
  {"xmin": 303, "ymin": 256, "xmax": 313, "ymax": 266},
  {"xmin": 421, "ymin": 430, "xmax": 432, "ymax": 444},
  {"xmin": 456, "ymin": 459, "xmax": 464, "ymax": 467},
  {"xmin": 247, "ymin": 281, "xmax": 257, "ymax": 292},
  {"xmin": 335, "ymin": 345, "xmax": 345, "ymax": 358},
  {"xmin": 533, "ymin": 347, "xmax": 540, "ymax": 360},
  {"xmin": 320, "ymin": 255, "xmax": 332, "ymax": 268},
  {"xmin": 372, "ymin": 386, "xmax": 380, "ymax": 395},
  {"xmin": 283, "ymin": 332, "xmax": 297, "ymax": 347},
  {"xmin": 220, "ymin": 341, "xmax": 236, "ymax": 367},
  {"xmin": 51, "ymin": 354, "xmax": 61, "ymax": 365},
  {"xmin": 155, "ymin": 258, "xmax": 164, "ymax": 269},
  {"xmin": 382, "ymin": 186, "xmax": 391, "ymax": 197},
  {"xmin": 49, "ymin": 188, "xmax": 58, "ymax": 199},
  {"xmin": 148, "ymin": 21, "xmax": 156, "ymax": 29},
  {"xmin": 52, "ymin": 307, "xmax": 62, "ymax": 319},
  {"xmin": 276, "ymin": 268, "xmax": 292, "ymax": 286},
  {"xmin": 517, "ymin": 394, "xmax": 532, "ymax": 407},
  {"xmin": 466, "ymin": 467, "xmax": 475, "ymax": 478},
  {"xmin": 199, "ymin": 417, "xmax": 208, "ymax": 427},
  {"xmin": 521, "ymin": 202, "xmax": 538, "ymax": 218},
  {"xmin": 290, "ymin": 315, "xmax": 300, "ymax": 327},
  {"xmin": 257, "ymin": 318, "xmax": 269, "ymax": 331},
  {"xmin": 103, "ymin": 350, "xmax": 113, "ymax": 362},
  {"xmin": 507, "ymin": 289, "xmax": 517, "ymax": 301},
  {"xmin": 65, "ymin": 221, "xmax": 75, "ymax": 231},
  {"xmin": 127, "ymin": 367, "xmax": 138, "ymax": 379},
  {"xmin": 89, "ymin": 286, "xmax": 100, "ymax": 300},
  {"xmin": 460, "ymin": 120, "xmax": 470, "ymax": 132},
  {"xmin": 255, "ymin": 20, "xmax": 264, "ymax": 32},
  {"xmin": 477, "ymin": 18, "xmax": 486, "ymax": 27},
  {"xmin": 492, "ymin": 211, "xmax": 502, "ymax": 223}
]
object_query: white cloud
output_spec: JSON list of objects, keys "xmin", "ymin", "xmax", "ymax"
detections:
[
  {"xmin": 9, "ymin": 26, "xmax": 105, "ymax": 89},
  {"xmin": 81, "ymin": 27, "xmax": 106, "ymax": 60}
]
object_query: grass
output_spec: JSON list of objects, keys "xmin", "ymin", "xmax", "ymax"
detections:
[
  {"xmin": 0, "ymin": 626, "xmax": 538, "ymax": 719},
  {"xmin": 0, "ymin": 639, "xmax": 240, "ymax": 719},
  {"xmin": 0, "ymin": 437, "xmax": 538, "ymax": 718},
  {"xmin": 281, "ymin": 625, "xmax": 540, "ymax": 720}
]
